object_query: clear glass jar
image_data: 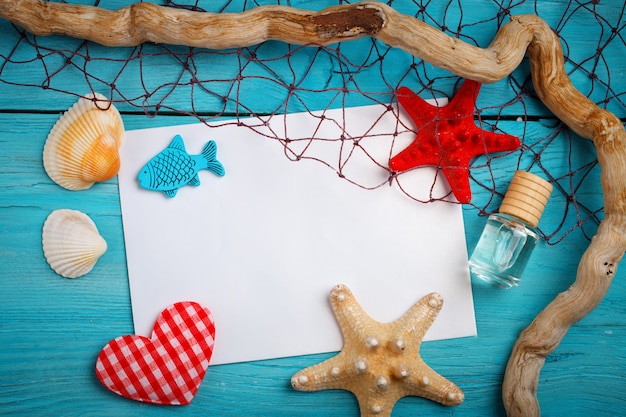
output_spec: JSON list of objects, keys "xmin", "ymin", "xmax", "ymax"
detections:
[{"xmin": 469, "ymin": 213, "xmax": 539, "ymax": 289}]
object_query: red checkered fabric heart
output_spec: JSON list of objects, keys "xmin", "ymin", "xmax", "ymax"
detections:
[{"xmin": 95, "ymin": 301, "xmax": 215, "ymax": 405}]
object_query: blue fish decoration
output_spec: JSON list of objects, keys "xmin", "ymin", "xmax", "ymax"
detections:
[{"xmin": 138, "ymin": 135, "xmax": 225, "ymax": 198}]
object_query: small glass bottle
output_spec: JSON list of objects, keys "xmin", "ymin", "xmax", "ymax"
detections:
[{"xmin": 469, "ymin": 170, "xmax": 553, "ymax": 289}]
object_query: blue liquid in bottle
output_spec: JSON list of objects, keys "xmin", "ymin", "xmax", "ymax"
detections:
[
  {"xmin": 468, "ymin": 170, "xmax": 552, "ymax": 289},
  {"xmin": 469, "ymin": 213, "xmax": 539, "ymax": 288}
]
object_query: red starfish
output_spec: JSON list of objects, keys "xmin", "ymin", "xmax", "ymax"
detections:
[{"xmin": 390, "ymin": 79, "xmax": 520, "ymax": 203}]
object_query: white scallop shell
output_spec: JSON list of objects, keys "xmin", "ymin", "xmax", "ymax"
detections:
[
  {"xmin": 43, "ymin": 93, "xmax": 125, "ymax": 190},
  {"xmin": 42, "ymin": 209, "xmax": 108, "ymax": 279}
]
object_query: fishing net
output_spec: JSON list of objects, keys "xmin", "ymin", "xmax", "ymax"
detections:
[{"xmin": 1, "ymin": 0, "xmax": 624, "ymax": 243}]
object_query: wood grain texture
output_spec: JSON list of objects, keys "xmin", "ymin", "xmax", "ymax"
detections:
[
  {"xmin": 1, "ymin": 114, "xmax": 624, "ymax": 416},
  {"xmin": 0, "ymin": 1, "xmax": 624, "ymax": 117},
  {"xmin": 0, "ymin": 1, "xmax": 625, "ymax": 416},
  {"xmin": 499, "ymin": 13, "xmax": 626, "ymax": 416}
]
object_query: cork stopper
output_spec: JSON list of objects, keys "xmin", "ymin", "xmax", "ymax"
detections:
[{"xmin": 499, "ymin": 170, "xmax": 553, "ymax": 228}]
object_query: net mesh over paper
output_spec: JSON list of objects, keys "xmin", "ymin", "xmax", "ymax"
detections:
[{"xmin": 1, "ymin": 0, "xmax": 624, "ymax": 243}]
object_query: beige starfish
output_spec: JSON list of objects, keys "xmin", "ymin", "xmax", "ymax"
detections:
[{"xmin": 291, "ymin": 284, "xmax": 464, "ymax": 417}]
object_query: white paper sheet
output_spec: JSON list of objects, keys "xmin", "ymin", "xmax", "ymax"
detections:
[{"xmin": 118, "ymin": 102, "xmax": 476, "ymax": 365}]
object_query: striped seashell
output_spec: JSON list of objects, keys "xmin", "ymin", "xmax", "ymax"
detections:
[
  {"xmin": 43, "ymin": 93, "xmax": 125, "ymax": 190},
  {"xmin": 42, "ymin": 209, "xmax": 107, "ymax": 279}
]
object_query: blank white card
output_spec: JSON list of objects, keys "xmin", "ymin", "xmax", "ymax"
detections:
[{"xmin": 118, "ymin": 103, "xmax": 476, "ymax": 365}]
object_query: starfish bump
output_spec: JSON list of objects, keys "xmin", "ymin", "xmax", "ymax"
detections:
[
  {"xmin": 291, "ymin": 284, "xmax": 463, "ymax": 417},
  {"xmin": 390, "ymin": 79, "xmax": 520, "ymax": 203}
]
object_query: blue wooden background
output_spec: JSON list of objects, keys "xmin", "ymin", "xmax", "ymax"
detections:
[{"xmin": 1, "ymin": 1, "xmax": 624, "ymax": 416}]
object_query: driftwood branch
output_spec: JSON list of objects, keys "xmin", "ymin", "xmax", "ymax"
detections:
[
  {"xmin": 0, "ymin": 0, "xmax": 530, "ymax": 83},
  {"xmin": 500, "ymin": 17, "xmax": 626, "ymax": 416},
  {"xmin": 1, "ymin": 1, "xmax": 624, "ymax": 415}
]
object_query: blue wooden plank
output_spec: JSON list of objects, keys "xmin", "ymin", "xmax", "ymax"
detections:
[
  {"xmin": 1, "ymin": 0, "xmax": 625, "ymax": 416},
  {"xmin": 0, "ymin": 111, "xmax": 624, "ymax": 416},
  {"xmin": 0, "ymin": 0, "xmax": 624, "ymax": 117}
]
